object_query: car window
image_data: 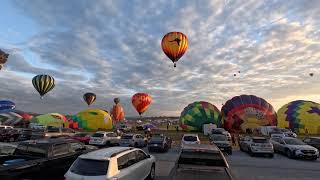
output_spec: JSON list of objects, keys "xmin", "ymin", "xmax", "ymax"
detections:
[
  {"xmin": 178, "ymin": 151, "xmax": 227, "ymax": 167},
  {"xmin": 252, "ymin": 139, "xmax": 268, "ymax": 143},
  {"xmin": 135, "ymin": 150, "xmax": 148, "ymax": 162},
  {"xmin": 117, "ymin": 152, "xmax": 137, "ymax": 170},
  {"xmin": 212, "ymin": 135, "xmax": 227, "ymax": 141},
  {"xmin": 121, "ymin": 135, "xmax": 133, "ymax": 139},
  {"xmin": 284, "ymin": 138, "xmax": 305, "ymax": 145},
  {"xmin": 107, "ymin": 133, "xmax": 117, "ymax": 137},
  {"xmin": 14, "ymin": 144, "xmax": 48, "ymax": 157},
  {"xmin": 70, "ymin": 158, "xmax": 109, "ymax": 176},
  {"xmin": 310, "ymin": 138, "xmax": 320, "ymax": 143},
  {"xmin": 92, "ymin": 133, "xmax": 104, "ymax": 137},
  {"xmin": 52, "ymin": 143, "xmax": 70, "ymax": 156},
  {"xmin": 70, "ymin": 142, "xmax": 84, "ymax": 152},
  {"xmin": 271, "ymin": 138, "xmax": 280, "ymax": 143},
  {"xmin": 183, "ymin": 136, "xmax": 197, "ymax": 141}
]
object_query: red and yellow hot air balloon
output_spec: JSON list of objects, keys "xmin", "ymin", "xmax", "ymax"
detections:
[
  {"xmin": 132, "ymin": 93, "xmax": 152, "ymax": 115},
  {"xmin": 161, "ymin": 32, "xmax": 188, "ymax": 67},
  {"xmin": 83, "ymin": 92, "xmax": 96, "ymax": 106}
]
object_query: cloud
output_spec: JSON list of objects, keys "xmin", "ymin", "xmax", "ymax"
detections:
[{"xmin": 0, "ymin": 0, "xmax": 319, "ymax": 115}]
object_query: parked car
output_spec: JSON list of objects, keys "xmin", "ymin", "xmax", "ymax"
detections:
[
  {"xmin": 278, "ymin": 128, "xmax": 297, "ymax": 138},
  {"xmin": 0, "ymin": 143, "xmax": 17, "ymax": 157},
  {"xmin": 89, "ymin": 131, "xmax": 120, "ymax": 146},
  {"xmin": 210, "ymin": 134, "xmax": 232, "ymax": 155},
  {"xmin": 0, "ymin": 138, "xmax": 93, "ymax": 180},
  {"xmin": 65, "ymin": 147, "xmax": 156, "ymax": 180},
  {"xmin": 119, "ymin": 134, "xmax": 148, "ymax": 147},
  {"xmin": 17, "ymin": 128, "xmax": 45, "ymax": 141},
  {"xmin": 303, "ymin": 137, "xmax": 320, "ymax": 150},
  {"xmin": 45, "ymin": 126, "xmax": 75, "ymax": 138},
  {"xmin": 271, "ymin": 137, "xmax": 319, "ymax": 160},
  {"xmin": 239, "ymin": 136, "xmax": 274, "ymax": 157},
  {"xmin": 172, "ymin": 144, "xmax": 235, "ymax": 180},
  {"xmin": 148, "ymin": 135, "xmax": 172, "ymax": 152},
  {"xmin": 211, "ymin": 128, "xmax": 231, "ymax": 140},
  {"xmin": 0, "ymin": 129, "xmax": 20, "ymax": 142},
  {"xmin": 181, "ymin": 134, "xmax": 200, "ymax": 146},
  {"xmin": 71, "ymin": 132, "xmax": 91, "ymax": 144}
]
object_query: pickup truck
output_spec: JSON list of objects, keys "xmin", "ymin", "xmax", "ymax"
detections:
[
  {"xmin": 0, "ymin": 138, "xmax": 92, "ymax": 180},
  {"xmin": 172, "ymin": 144, "xmax": 235, "ymax": 180}
]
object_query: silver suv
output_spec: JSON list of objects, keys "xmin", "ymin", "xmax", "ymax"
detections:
[
  {"xmin": 239, "ymin": 136, "xmax": 274, "ymax": 157},
  {"xmin": 119, "ymin": 134, "xmax": 147, "ymax": 147},
  {"xmin": 89, "ymin": 131, "xmax": 120, "ymax": 146},
  {"xmin": 65, "ymin": 147, "xmax": 156, "ymax": 180}
]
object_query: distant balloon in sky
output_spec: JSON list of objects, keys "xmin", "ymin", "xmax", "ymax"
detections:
[
  {"xmin": 83, "ymin": 92, "xmax": 96, "ymax": 106},
  {"xmin": 233, "ymin": 74, "xmax": 236, "ymax": 76},
  {"xmin": 161, "ymin": 32, "xmax": 188, "ymax": 67},
  {"xmin": 238, "ymin": 71, "xmax": 241, "ymax": 73},
  {"xmin": 0, "ymin": 100, "xmax": 15, "ymax": 113},
  {"xmin": 114, "ymin": 97, "xmax": 120, "ymax": 104},
  {"xmin": 32, "ymin": 74, "xmax": 55, "ymax": 99},
  {"xmin": 309, "ymin": 73, "xmax": 314, "ymax": 77},
  {"xmin": 132, "ymin": 93, "xmax": 152, "ymax": 115},
  {"xmin": 0, "ymin": 49, "xmax": 9, "ymax": 71}
]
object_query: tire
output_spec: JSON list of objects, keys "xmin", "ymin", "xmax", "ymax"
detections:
[
  {"xmin": 146, "ymin": 164, "xmax": 155, "ymax": 180},
  {"xmin": 286, "ymin": 149, "xmax": 293, "ymax": 159}
]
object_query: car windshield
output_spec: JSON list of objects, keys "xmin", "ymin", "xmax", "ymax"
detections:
[
  {"xmin": 178, "ymin": 151, "xmax": 226, "ymax": 167},
  {"xmin": 212, "ymin": 135, "xmax": 228, "ymax": 141},
  {"xmin": 0, "ymin": 144, "xmax": 16, "ymax": 155},
  {"xmin": 121, "ymin": 135, "xmax": 133, "ymax": 139},
  {"xmin": 92, "ymin": 133, "xmax": 104, "ymax": 137},
  {"xmin": 70, "ymin": 158, "xmax": 109, "ymax": 176},
  {"xmin": 184, "ymin": 136, "xmax": 197, "ymax": 141},
  {"xmin": 150, "ymin": 137, "xmax": 164, "ymax": 143},
  {"xmin": 284, "ymin": 139, "xmax": 305, "ymax": 145},
  {"xmin": 74, "ymin": 133, "xmax": 87, "ymax": 137},
  {"xmin": 253, "ymin": 139, "xmax": 268, "ymax": 143}
]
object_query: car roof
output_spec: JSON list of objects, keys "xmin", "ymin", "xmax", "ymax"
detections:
[
  {"xmin": 79, "ymin": 147, "xmax": 132, "ymax": 160},
  {"xmin": 182, "ymin": 144, "xmax": 220, "ymax": 152},
  {"xmin": 20, "ymin": 138, "xmax": 75, "ymax": 145}
]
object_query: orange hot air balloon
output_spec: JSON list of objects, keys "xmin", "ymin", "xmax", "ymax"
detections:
[
  {"xmin": 161, "ymin": 32, "xmax": 188, "ymax": 67},
  {"xmin": 132, "ymin": 93, "xmax": 152, "ymax": 115},
  {"xmin": 111, "ymin": 104, "xmax": 125, "ymax": 122}
]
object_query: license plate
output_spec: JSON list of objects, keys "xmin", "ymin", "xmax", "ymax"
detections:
[
  {"xmin": 154, "ymin": 144, "xmax": 158, "ymax": 146},
  {"xmin": 306, "ymin": 153, "xmax": 313, "ymax": 156}
]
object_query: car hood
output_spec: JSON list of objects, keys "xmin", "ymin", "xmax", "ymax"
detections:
[{"xmin": 287, "ymin": 144, "xmax": 317, "ymax": 150}]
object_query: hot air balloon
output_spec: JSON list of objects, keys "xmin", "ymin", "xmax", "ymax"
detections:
[
  {"xmin": 114, "ymin": 97, "xmax": 120, "ymax": 104},
  {"xmin": 277, "ymin": 100, "xmax": 320, "ymax": 135},
  {"xmin": 238, "ymin": 71, "xmax": 241, "ymax": 73},
  {"xmin": 222, "ymin": 95, "xmax": 277, "ymax": 133},
  {"xmin": 32, "ymin": 75, "xmax": 55, "ymax": 99},
  {"xmin": 161, "ymin": 32, "xmax": 188, "ymax": 67},
  {"xmin": 233, "ymin": 74, "xmax": 236, "ymax": 76},
  {"xmin": 180, "ymin": 101, "xmax": 222, "ymax": 131},
  {"xmin": 0, "ymin": 49, "xmax": 9, "ymax": 71},
  {"xmin": 111, "ymin": 104, "xmax": 125, "ymax": 123},
  {"xmin": 83, "ymin": 93, "xmax": 96, "ymax": 106},
  {"xmin": 0, "ymin": 100, "xmax": 15, "ymax": 113},
  {"xmin": 73, "ymin": 109, "xmax": 113, "ymax": 130},
  {"xmin": 309, "ymin": 73, "xmax": 314, "ymax": 77},
  {"xmin": 132, "ymin": 93, "xmax": 152, "ymax": 115}
]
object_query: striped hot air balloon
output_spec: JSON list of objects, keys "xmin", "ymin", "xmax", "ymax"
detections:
[
  {"xmin": 83, "ymin": 92, "xmax": 96, "ymax": 106},
  {"xmin": 161, "ymin": 32, "xmax": 188, "ymax": 67},
  {"xmin": 32, "ymin": 75, "xmax": 55, "ymax": 99}
]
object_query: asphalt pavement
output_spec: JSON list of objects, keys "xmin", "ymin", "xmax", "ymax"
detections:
[{"xmin": 148, "ymin": 148, "xmax": 320, "ymax": 180}]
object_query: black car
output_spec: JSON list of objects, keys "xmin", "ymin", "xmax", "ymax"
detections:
[
  {"xmin": 148, "ymin": 136, "xmax": 172, "ymax": 152},
  {"xmin": 303, "ymin": 137, "xmax": 320, "ymax": 150},
  {"xmin": 0, "ymin": 129, "xmax": 20, "ymax": 142},
  {"xmin": 210, "ymin": 134, "xmax": 232, "ymax": 155}
]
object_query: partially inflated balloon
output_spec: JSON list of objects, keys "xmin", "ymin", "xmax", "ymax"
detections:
[
  {"xmin": 0, "ymin": 100, "xmax": 15, "ymax": 113},
  {"xmin": 111, "ymin": 104, "xmax": 125, "ymax": 122},
  {"xmin": 114, "ymin": 98, "xmax": 120, "ymax": 104},
  {"xmin": 32, "ymin": 75, "xmax": 55, "ymax": 99},
  {"xmin": 132, "ymin": 93, "xmax": 152, "ymax": 115},
  {"xmin": 161, "ymin": 32, "xmax": 188, "ymax": 67},
  {"xmin": 83, "ymin": 93, "xmax": 96, "ymax": 106},
  {"xmin": 0, "ymin": 49, "xmax": 9, "ymax": 71}
]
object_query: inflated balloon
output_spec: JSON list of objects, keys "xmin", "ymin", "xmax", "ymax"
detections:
[
  {"xmin": 222, "ymin": 95, "xmax": 277, "ymax": 132},
  {"xmin": 31, "ymin": 113, "xmax": 68, "ymax": 128},
  {"xmin": 111, "ymin": 104, "xmax": 125, "ymax": 123},
  {"xmin": 132, "ymin": 93, "xmax": 152, "ymax": 115},
  {"xmin": 0, "ymin": 49, "xmax": 9, "ymax": 71},
  {"xmin": 114, "ymin": 97, "xmax": 120, "ymax": 104},
  {"xmin": 180, "ymin": 101, "xmax": 222, "ymax": 131},
  {"xmin": 278, "ymin": 100, "xmax": 320, "ymax": 135},
  {"xmin": 32, "ymin": 75, "xmax": 55, "ymax": 99},
  {"xmin": 0, "ymin": 100, "xmax": 15, "ymax": 113},
  {"xmin": 161, "ymin": 32, "xmax": 188, "ymax": 67},
  {"xmin": 83, "ymin": 93, "xmax": 96, "ymax": 106},
  {"xmin": 74, "ymin": 109, "xmax": 113, "ymax": 130}
]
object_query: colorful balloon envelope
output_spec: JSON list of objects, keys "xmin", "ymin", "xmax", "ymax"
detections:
[
  {"xmin": 32, "ymin": 74, "xmax": 55, "ymax": 99},
  {"xmin": 132, "ymin": 93, "xmax": 152, "ymax": 115},
  {"xmin": 83, "ymin": 92, "xmax": 96, "ymax": 106},
  {"xmin": 277, "ymin": 100, "xmax": 320, "ymax": 135},
  {"xmin": 0, "ymin": 100, "xmax": 15, "ymax": 113},
  {"xmin": 0, "ymin": 49, "xmax": 9, "ymax": 71},
  {"xmin": 111, "ymin": 104, "xmax": 125, "ymax": 123},
  {"xmin": 161, "ymin": 32, "xmax": 188, "ymax": 67},
  {"xmin": 222, "ymin": 95, "xmax": 277, "ymax": 132},
  {"xmin": 180, "ymin": 101, "xmax": 222, "ymax": 131},
  {"xmin": 74, "ymin": 109, "xmax": 113, "ymax": 130}
]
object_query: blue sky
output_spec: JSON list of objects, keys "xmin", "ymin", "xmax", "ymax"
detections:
[{"xmin": 0, "ymin": 0, "xmax": 320, "ymax": 116}]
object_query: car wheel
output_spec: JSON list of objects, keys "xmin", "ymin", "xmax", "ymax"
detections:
[
  {"xmin": 286, "ymin": 149, "xmax": 293, "ymax": 159},
  {"xmin": 146, "ymin": 164, "xmax": 155, "ymax": 180}
]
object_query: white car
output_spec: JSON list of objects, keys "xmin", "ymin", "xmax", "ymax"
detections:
[
  {"xmin": 89, "ymin": 131, "xmax": 120, "ymax": 146},
  {"xmin": 181, "ymin": 134, "xmax": 200, "ymax": 146},
  {"xmin": 211, "ymin": 128, "xmax": 231, "ymax": 140},
  {"xmin": 65, "ymin": 147, "xmax": 156, "ymax": 180},
  {"xmin": 119, "ymin": 134, "xmax": 147, "ymax": 147}
]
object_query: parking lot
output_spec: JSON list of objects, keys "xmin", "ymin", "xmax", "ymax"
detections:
[{"xmin": 150, "ymin": 148, "xmax": 320, "ymax": 180}]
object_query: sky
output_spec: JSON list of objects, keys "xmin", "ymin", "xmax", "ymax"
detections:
[{"xmin": 0, "ymin": 0, "xmax": 320, "ymax": 116}]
